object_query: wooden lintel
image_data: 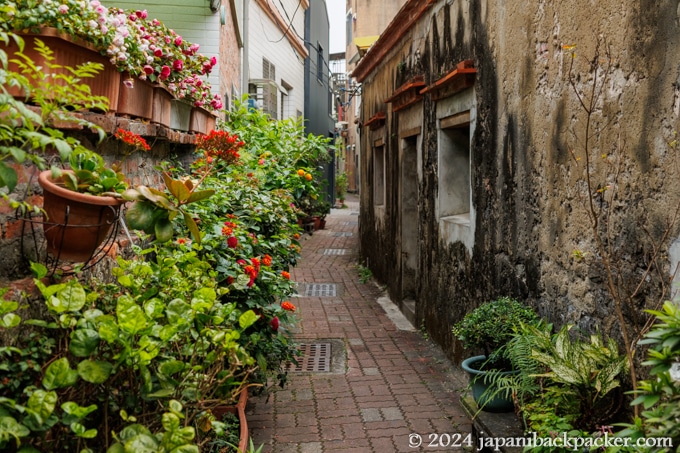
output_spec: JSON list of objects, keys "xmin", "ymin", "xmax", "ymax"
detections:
[
  {"xmin": 374, "ymin": 137, "xmax": 385, "ymax": 147},
  {"xmin": 440, "ymin": 111, "xmax": 470, "ymax": 129},
  {"xmin": 399, "ymin": 126, "xmax": 421, "ymax": 139}
]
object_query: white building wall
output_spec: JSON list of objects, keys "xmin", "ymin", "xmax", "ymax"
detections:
[
  {"xmin": 248, "ymin": 0, "xmax": 306, "ymax": 119},
  {"xmin": 113, "ymin": 0, "xmax": 222, "ymax": 97}
]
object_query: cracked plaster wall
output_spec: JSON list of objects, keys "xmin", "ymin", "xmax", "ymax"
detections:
[{"xmin": 358, "ymin": 0, "xmax": 680, "ymax": 362}]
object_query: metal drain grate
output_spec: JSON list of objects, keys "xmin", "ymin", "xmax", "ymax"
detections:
[
  {"xmin": 342, "ymin": 221, "xmax": 358, "ymax": 226},
  {"xmin": 322, "ymin": 248, "xmax": 349, "ymax": 255},
  {"xmin": 333, "ymin": 232, "xmax": 353, "ymax": 237},
  {"xmin": 289, "ymin": 343, "xmax": 331, "ymax": 372},
  {"xmin": 305, "ymin": 283, "xmax": 337, "ymax": 297}
]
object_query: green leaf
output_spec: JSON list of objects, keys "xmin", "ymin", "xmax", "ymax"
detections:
[
  {"xmin": 186, "ymin": 189, "xmax": 214, "ymax": 203},
  {"xmin": 183, "ymin": 213, "xmax": 201, "ymax": 244},
  {"xmin": 168, "ymin": 400, "xmax": 184, "ymax": 415},
  {"xmin": 69, "ymin": 328, "xmax": 100, "ymax": 357},
  {"xmin": 116, "ymin": 295, "xmax": 148, "ymax": 334},
  {"xmin": 62, "ymin": 402, "xmax": 97, "ymax": 419},
  {"xmin": 162, "ymin": 412, "xmax": 180, "ymax": 431},
  {"xmin": 30, "ymin": 262, "xmax": 48, "ymax": 279},
  {"xmin": 0, "ymin": 300, "xmax": 18, "ymax": 316},
  {"xmin": 27, "ymin": 390, "xmax": 57, "ymax": 425},
  {"xmin": 49, "ymin": 281, "xmax": 87, "ymax": 313},
  {"xmin": 0, "ymin": 162, "xmax": 18, "ymax": 192},
  {"xmin": 0, "ymin": 416, "xmax": 30, "ymax": 442},
  {"xmin": 159, "ymin": 360, "xmax": 185, "ymax": 377},
  {"xmin": 43, "ymin": 358, "xmax": 79, "ymax": 390},
  {"xmin": 123, "ymin": 434, "xmax": 159, "ymax": 453},
  {"xmin": 97, "ymin": 315, "xmax": 119, "ymax": 343},
  {"xmin": 77, "ymin": 360, "xmax": 113, "ymax": 384},
  {"xmin": 0, "ymin": 313, "xmax": 20, "ymax": 328},
  {"xmin": 239, "ymin": 310, "xmax": 259, "ymax": 329},
  {"xmin": 166, "ymin": 299, "xmax": 192, "ymax": 326},
  {"xmin": 70, "ymin": 421, "xmax": 97, "ymax": 438},
  {"xmin": 169, "ymin": 445, "xmax": 199, "ymax": 453},
  {"xmin": 106, "ymin": 443, "xmax": 125, "ymax": 453}
]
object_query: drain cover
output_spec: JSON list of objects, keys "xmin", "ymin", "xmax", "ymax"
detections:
[
  {"xmin": 305, "ymin": 283, "xmax": 337, "ymax": 297},
  {"xmin": 322, "ymin": 248, "xmax": 349, "ymax": 255},
  {"xmin": 289, "ymin": 343, "xmax": 331, "ymax": 372},
  {"xmin": 333, "ymin": 232, "xmax": 353, "ymax": 237}
]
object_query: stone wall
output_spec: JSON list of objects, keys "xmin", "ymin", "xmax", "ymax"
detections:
[{"xmin": 355, "ymin": 0, "xmax": 680, "ymax": 362}]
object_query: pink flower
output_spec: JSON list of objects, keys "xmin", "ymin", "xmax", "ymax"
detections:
[
  {"xmin": 143, "ymin": 65, "xmax": 154, "ymax": 75},
  {"xmin": 159, "ymin": 65, "xmax": 171, "ymax": 80},
  {"xmin": 258, "ymin": 158, "xmax": 265, "ymax": 165},
  {"xmin": 173, "ymin": 59, "xmax": 183, "ymax": 71},
  {"xmin": 270, "ymin": 316, "xmax": 279, "ymax": 331},
  {"xmin": 123, "ymin": 78, "xmax": 135, "ymax": 88},
  {"xmin": 58, "ymin": 4, "xmax": 69, "ymax": 13},
  {"xmin": 174, "ymin": 36, "xmax": 183, "ymax": 46},
  {"xmin": 210, "ymin": 56, "xmax": 217, "ymax": 66},
  {"xmin": 154, "ymin": 48, "xmax": 163, "ymax": 58},
  {"xmin": 136, "ymin": 9, "xmax": 148, "ymax": 19},
  {"xmin": 227, "ymin": 236, "xmax": 238, "ymax": 248},
  {"xmin": 236, "ymin": 259, "xmax": 246, "ymax": 266}
]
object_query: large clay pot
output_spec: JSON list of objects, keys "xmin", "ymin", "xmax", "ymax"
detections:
[{"xmin": 38, "ymin": 170, "xmax": 125, "ymax": 262}]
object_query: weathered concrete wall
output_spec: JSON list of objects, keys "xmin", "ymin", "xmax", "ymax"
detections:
[{"xmin": 357, "ymin": 0, "xmax": 680, "ymax": 363}]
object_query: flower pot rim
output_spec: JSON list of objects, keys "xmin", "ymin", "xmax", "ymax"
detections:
[
  {"xmin": 38, "ymin": 170, "xmax": 125, "ymax": 207},
  {"xmin": 461, "ymin": 355, "xmax": 517, "ymax": 376}
]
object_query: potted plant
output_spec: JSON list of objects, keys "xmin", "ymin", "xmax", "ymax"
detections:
[
  {"xmin": 452, "ymin": 296, "xmax": 538, "ymax": 412},
  {"xmin": 312, "ymin": 199, "xmax": 331, "ymax": 230},
  {"xmin": 38, "ymin": 148, "xmax": 128, "ymax": 262}
]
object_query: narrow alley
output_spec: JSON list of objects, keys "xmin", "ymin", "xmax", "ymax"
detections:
[{"xmin": 247, "ymin": 194, "xmax": 473, "ymax": 452}]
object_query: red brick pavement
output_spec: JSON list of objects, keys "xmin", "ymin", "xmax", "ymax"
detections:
[{"xmin": 247, "ymin": 194, "xmax": 473, "ymax": 452}]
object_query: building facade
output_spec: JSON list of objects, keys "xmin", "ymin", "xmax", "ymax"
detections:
[
  {"xmin": 244, "ymin": 0, "xmax": 308, "ymax": 120},
  {"xmin": 353, "ymin": 0, "xmax": 680, "ymax": 362}
]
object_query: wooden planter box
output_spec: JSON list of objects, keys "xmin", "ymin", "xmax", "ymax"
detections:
[
  {"xmin": 117, "ymin": 74, "xmax": 154, "ymax": 120},
  {"xmin": 170, "ymin": 99, "xmax": 193, "ymax": 131},
  {"xmin": 3, "ymin": 28, "xmax": 121, "ymax": 112},
  {"xmin": 189, "ymin": 105, "xmax": 217, "ymax": 134},
  {"xmin": 151, "ymin": 85, "xmax": 174, "ymax": 128}
]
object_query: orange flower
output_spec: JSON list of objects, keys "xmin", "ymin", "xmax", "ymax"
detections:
[
  {"xmin": 281, "ymin": 271, "xmax": 290, "ymax": 280},
  {"xmin": 293, "ymin": 233, "xmax": 300, "ymax": 240},
  {"xmin": 281, "ymin": 301, "xmax": 296, "ymax": 312},
  {"xmin": 262, "ymin": 254, "xmax": 272, "ymax": 266}
]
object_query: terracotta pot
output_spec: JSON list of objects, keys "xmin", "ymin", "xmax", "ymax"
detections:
[
  {"xmin": 38, "ymin": 171, "xmax": 125, "ymax": 262},
  {"xmin": 117, "ymin": 75, "xmax": 154, "ymax": 120},
  {"xmin": 3, "ymin": 28, "xmax": 121, "ymax": 111},
  {"xmin": 189, "ymin": 105, "xmax": 217, "ymax": 134},
  {"xmin": 207, "ymin": 388, "xmax": 249, "ymax": 453},
  {"xmin": 170, "ymin": 99, "xmax": 193, "ymax": 131},
  {"xmin": 151, "ymin": 85, "xmax": 174, "ymax": 128}
]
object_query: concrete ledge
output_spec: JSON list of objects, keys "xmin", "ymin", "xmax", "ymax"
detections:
[{"xmin": 460, "ymin": 394, "xmax": 524, "ymax": 453}]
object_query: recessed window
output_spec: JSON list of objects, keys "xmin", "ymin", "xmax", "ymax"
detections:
[
  {"xmin": 374, "ymin": 144, "xmax": 385, "ymax": 206},
  {"xmin": 438, "ymin": 114, "xmax": 470, "ymax": 219}
]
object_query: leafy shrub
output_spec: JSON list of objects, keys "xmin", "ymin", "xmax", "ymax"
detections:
[
  {"xmin": 617, "ymin": 300, "xmax": 680, "ymax": 451},
  {"xmin": 452, "ymin": 297, "xmax": 539, "ymax": 367}
]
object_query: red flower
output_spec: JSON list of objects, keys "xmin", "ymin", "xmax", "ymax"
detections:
[
  {"xmin": 143, "ymin": 65, "xmax": 154, "ymax": 75},
  {"xmin": 159, "ymin": 65, "xmax": 171, "ymax": 80},
  {"xmin": 281, "ymin": 301, "xmax": 296, "ymax": 312},
  {"xmin": 226, "ymin": 276, "xmax": 234, "ymax": 285},
  {"xmin": 270, "ymin": 316, "xmax": 279, "ymax": 331},
  {"xmin": 114, "ymin": 128, "xmax": 150, "ymax": 152},
  {"xmin": 173, "ymin": 59, "xmax": 183, "ymax": 71},
  {"xmin": 281, "ymin": 271, "xmax": 290, "ymax": 280},
  {"xmin": 236, "ymin": 259, "xmax": 246, "ymax": 266},
  {"xmin": 262, "ymin": 254, "xmax": 272, "ymax": 267},
  {"xmin": 251, "ymin": 257, "xmax": 261, "ymax": 270},
  {"xmin": 174, "ymin": 36, "xmax": 183, "ymax": 46},
  {"xmin": 176, "ymin": 238, "xmax": 187, "ymax": 245},
  {"xmin": 154, "ymin": 48, "xmax": 163, "ymax": 58},
  {"xmin": 222, "ymin": 226, "xmax": 233, "ymax": 236},
  {"xmin": 227, "ymin": 236, "xmax": 238, "ymax": 248}
]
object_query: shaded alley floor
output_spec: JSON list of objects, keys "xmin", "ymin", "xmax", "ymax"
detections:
[{"xmin": 247, "ymin": 194, "xmax": 473, "ymax": 452}]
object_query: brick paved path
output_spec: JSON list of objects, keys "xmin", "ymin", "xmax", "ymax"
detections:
[{"xmin": 247, "ymin": 194, "xmax": 473, "ymax": 452}]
